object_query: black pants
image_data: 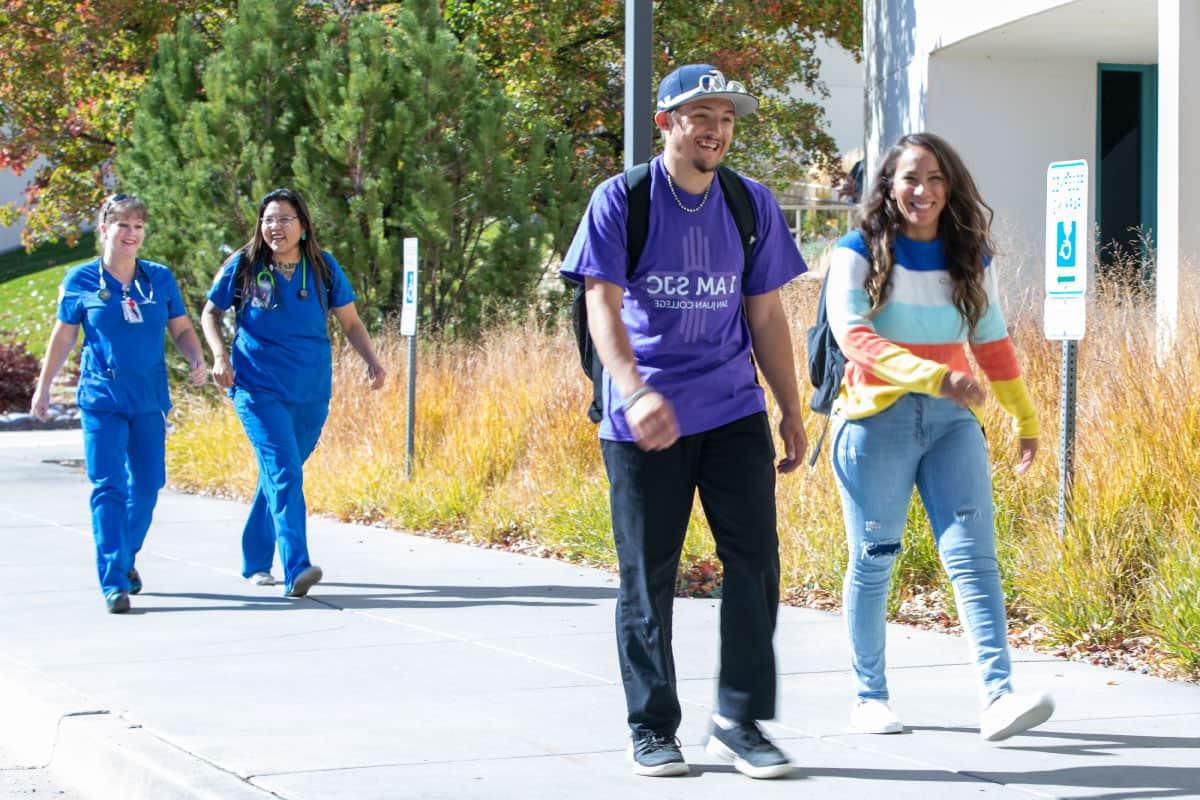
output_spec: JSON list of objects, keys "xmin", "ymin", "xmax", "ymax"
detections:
[{"xmin": 601, "ymin": 411, "xmax": 780, "ymax": 737}]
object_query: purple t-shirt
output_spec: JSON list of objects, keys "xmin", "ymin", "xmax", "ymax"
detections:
[{"xmin": 561, "ymin": 156, "xmax": 807, "ymax": 441}]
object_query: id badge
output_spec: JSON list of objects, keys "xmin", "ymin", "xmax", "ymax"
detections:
[
  {"xmin": 121, "ymin": 296, "xmax": 144, "ymax": 324},
  {"xmin": 251, "ymin": 275, "xmax": 274, "ymax": 309}
]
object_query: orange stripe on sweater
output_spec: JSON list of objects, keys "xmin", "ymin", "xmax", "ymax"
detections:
[
  {"xmin": 970, "ymin": 338, "xmax": 1022, "ymax": 382},
  {"xmin": 844, "ymin": 327, "xmax": 968, "ymax": 369}
]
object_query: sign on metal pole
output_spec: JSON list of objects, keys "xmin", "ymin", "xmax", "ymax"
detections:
[
  {"xmin": 1044, "ymin": 161, "xmax": 1088, "ymax": 340},
  {"xmin": 400, "ymin": 238, "xmax": 420, "ymax": 337},
  {"xmin": 401, "ymin": 238, "xmax": 419, "ymax": 478},
  {"xmin": 1044, "ymin": 160, "xmax": 1088, "ymax": 538}
]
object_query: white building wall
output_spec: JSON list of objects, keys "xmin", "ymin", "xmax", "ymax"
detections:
[
  {"xmin": 864, "ymin": 0, "xmax": 1070, "ymax": 184},
  {"xmin": 803, "ymin": 39, "xmax": 865, "ymax": 155},
  {"xmin": 1154, "ymin": 0, "xmax": 1200, "ymax": 353},
  {"xmin": 926, "ymin": 55, "xmax": 1098, "ymax": 304},
  {"xmin": 0, "ymin": 168, "xmax": 29, "ymax": 252}
]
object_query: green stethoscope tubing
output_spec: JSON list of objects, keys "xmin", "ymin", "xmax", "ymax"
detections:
[{"xmin": 255, "ymin": 255, "xmax": 310, "ymax": 302}]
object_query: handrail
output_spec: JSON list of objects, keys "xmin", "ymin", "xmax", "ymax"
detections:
[{"xmin": 778, "ymin": 202, "xmax": 859, "ymax": 247}]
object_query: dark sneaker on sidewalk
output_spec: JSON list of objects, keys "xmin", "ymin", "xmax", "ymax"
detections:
[
  {"xmin": 705, "ymin": 719, "xmax": 792, "ymax": 779},
  {"xmin": 284, "ymin": 565, "xmax": 323, "ymax": 598},
  {"xmin": 105, "ymin": 591, "xmax": 131, "ymax": 614},
  {"xmin": 127, "ymin": 568, "xmax": 142, "ymax": 595},
  {"xmin": 626, "ymin": 733, "xmax": 688, "ymax": 777}
]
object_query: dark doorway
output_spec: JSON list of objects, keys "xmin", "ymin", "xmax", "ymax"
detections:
[{"xmin": 1097, "ymin": 64, "xmax": 1157, "ymax": 286}]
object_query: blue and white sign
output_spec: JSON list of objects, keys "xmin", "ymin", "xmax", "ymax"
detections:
[
  {"xmin": 400, "ymin": 237, "xmax": 419, "ymax": 336},
  {"xmin": 1044, "ymin": 160, "xmax": 1088, "ymax": 340}
]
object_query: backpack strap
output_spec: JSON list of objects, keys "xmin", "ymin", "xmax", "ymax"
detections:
[
  {"xmin": 580, "ymin": 163, "xmax": 652, "ymax": 423},
  {"xmin": 623, "ymin": 163, "xmax": 652, "ymax": 280},
  {"xmin": 715, "ymin": 165, "xmax": 757, "ymax": 278}
]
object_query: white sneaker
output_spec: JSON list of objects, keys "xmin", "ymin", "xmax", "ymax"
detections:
[
  {"xmin": 980, "ymin": 692, "xmax": 1054, "ymax": 741},
  {"xmin": 849, "ymin": 699, "xmax": 903, "ymax": 734},
  {"xmin": 247, "ymin": 572, "xmax": 277, "ymax": 586}
]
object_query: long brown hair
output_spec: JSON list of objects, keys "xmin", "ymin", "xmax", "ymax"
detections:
[
  {"xmin": 859, "ymin": 132, "xmax": 994, "ymax": 336},
  {"xmin": 222, "ymin": 188, "xmax": 333, "ymax": 310}
]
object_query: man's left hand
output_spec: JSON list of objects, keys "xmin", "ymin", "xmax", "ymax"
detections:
[{"xmin": 776, "ymin": 412, "xmax": 808, "ymax": 474}]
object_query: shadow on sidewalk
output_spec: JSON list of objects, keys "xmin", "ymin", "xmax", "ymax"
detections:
[
  {"xmin": 802, "ymin": 764, "xmax": 1200, "ymax": 797},
  {"xmin": 908, "ymin": 725, "xmax": 1200, "ymax": 755},
  {"xmin": 316, "ymin": 582, "xmax": 617, "ymax": 610},
  {"xmin": 133, "ymin": 592, "xmax": 300, "ymax": 613},
  {"xmin": 853, "ymin": 725, "xmax": 1200, "ymax": 798},
  {"xmin": 135, "ymin": 583, "xmax": 617, "ymax": 612}
]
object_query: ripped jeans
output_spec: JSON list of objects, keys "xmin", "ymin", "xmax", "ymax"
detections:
[{"xmin": 831, "ymin": 393, "xmax": 1013, "ymax": 707}]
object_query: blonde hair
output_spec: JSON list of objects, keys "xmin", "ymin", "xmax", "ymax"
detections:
[{"xmin": 96, "ymin": 193, "xmax": 148, "ymax": 230}]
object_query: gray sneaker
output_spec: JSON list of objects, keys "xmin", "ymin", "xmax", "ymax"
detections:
[
  {"xmin": 105, "ymin": 591, "xmax": 131, "ymax": 614},
  {"xmin": 627, "ymin": 733, "xmax": 688, "ymax": 777},
  {"xmin": 284, "ymin": 565, "xmax": 323, "ymax": 598},
  {"xmin": 706, "ymin": 719, "xmax": 792, "ymax": 779}
]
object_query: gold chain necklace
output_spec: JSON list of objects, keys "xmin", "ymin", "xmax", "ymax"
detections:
[{"xmin": 666, "ymin": 171, "xmax": 711, "ymax": 214}]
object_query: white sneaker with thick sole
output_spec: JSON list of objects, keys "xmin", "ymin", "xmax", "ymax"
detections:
[
  {"xmin": 849, "ymin": 699, "xmax": 904, "ymax": 734},
  {"xmin": 980, "ymin": 692, "xmax": 1054, "ymax": 741},
  {"xmin": 247, "ymin": 572, "xmax": 277, "ymax": 586}
]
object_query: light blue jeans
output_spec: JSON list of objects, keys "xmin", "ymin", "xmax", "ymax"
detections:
[{"xmin": 831, "ymin": 393, "xmax": 1013, "ymax": 707}]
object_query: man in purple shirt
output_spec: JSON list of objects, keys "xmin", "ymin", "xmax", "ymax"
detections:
[{"xmin": 560, "ymin": 64, "xmax": 808, "ymax": 779}]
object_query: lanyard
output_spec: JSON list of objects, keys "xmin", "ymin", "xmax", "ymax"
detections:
[{"xmin": 97, "ymin": 260, "xmax": 153, "ymax": 304}]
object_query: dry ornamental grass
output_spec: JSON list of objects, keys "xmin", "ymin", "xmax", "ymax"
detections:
[{"xmin": 167, "ymin": 275, "xmax": 1200, "ymax": 680}]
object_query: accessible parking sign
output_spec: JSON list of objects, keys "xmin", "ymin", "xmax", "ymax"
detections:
[{"xmin": 1044, "ymin": 160, "xmax": 1088, "ymax": 340}]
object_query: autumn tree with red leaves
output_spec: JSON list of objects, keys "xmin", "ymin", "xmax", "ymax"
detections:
[
  {"xmin": 445, "ymin": 1, "xmax": 861, "ymax": 188},
  {"xmin": 0, "ymin": 0, "xmax": 234, "ymax": 247}
]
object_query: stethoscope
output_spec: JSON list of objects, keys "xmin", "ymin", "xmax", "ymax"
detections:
[
  {"xmin": 254, "ymin": 256, "xmax": 310, "ymax": 303},
  {"xmin": 97, "ymin": 259, "xmax": 153, "ymax": 304}
]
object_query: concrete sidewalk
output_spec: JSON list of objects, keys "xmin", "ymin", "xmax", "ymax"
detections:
[{"xmin": 1, "ymin": 429, "xmax": 1198, "ymax": 800}]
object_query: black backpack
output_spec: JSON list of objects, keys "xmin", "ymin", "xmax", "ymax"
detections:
[
  {"xmin": 571, "ymin": 163, "xmax": 757, "ymax": 423},
  {"xmin": 805, "ymin": 272, "xmax": 847, "ymax": 465}
]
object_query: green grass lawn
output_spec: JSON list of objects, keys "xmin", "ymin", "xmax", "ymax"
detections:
[
  {"xmin": 0, "ymin": 262, "xmax": 81, "ymax": 357},
  {"xmin": 0, "ymin": 232, "xmax": 94, "ymax": 283},
  {"xmin": 0, "ymin": 234, "xmax": 97, "ymax": 357}
]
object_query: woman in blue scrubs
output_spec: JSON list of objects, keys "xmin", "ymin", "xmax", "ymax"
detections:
[
  {"xmin": 31, "ymin": 194, "xmax": 209, "ymax": 613},
  {"xmin": 200, "ymin": 188, "xmax": 385, "ymax": 598}
]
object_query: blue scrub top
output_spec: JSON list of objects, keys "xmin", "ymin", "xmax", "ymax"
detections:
[
  {"xmin": 207, "ymin": 250, "xmax": 355, "ymax": 404},
  {"xmin": 57, "ymin": 257, "xmax": 188, "ymax": 414}
]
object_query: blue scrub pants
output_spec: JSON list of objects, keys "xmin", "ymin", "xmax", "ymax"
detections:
[
  {"xmin": 80, "ymin": 409, "xmax": 166, "ymax": 598},
  {"xmin": 232, "ymin": 390, "xmax": 329, "ymax": 589}
]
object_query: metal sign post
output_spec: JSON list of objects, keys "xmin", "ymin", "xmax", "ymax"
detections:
[
  {"xmin": 400, "ymin": 238, "xmax": 419, "ymax": 479},
  {"xmin": 624, "ymin": 0, "xmax": 652, "ymax": 169},
  {"xmin": 1043, "ymin": 160, "xmax": 1088, "ymax": 538}
]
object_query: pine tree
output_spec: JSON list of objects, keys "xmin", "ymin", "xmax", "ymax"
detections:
[
  {"xmin": 119, "ymin": 0, "xmax": 558, "ymax": 333},
  {"xmin": 118, "ymin": 0, "xmax": 319, "ymax": 299},
  {"xmin": 294, "ymin": 0, "xmax": 549, "ymax": 333}
]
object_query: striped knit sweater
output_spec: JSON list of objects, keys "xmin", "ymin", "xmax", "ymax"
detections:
[{"xmin": 826, "ymin": 231, "xmax": 1039, "ymax": 438}]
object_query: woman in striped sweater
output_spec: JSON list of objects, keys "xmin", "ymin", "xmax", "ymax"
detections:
[{"xmin": 826, "ymin": 132, "xmax": 1054, "ymax": 742}]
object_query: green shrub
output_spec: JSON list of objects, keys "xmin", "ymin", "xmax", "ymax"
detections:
[{"xmin": 1149, "ymin": 540, "xmax": 1200, "ymax": 673}]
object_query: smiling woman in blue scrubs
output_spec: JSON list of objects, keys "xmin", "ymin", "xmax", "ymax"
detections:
[
  {"xmin": 200, "ymin": 188, "xmax": 385, "ymax": 599},
  {"xmin": 31, "ymin": 194, "xmax": 209, "ymax": 613}
]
